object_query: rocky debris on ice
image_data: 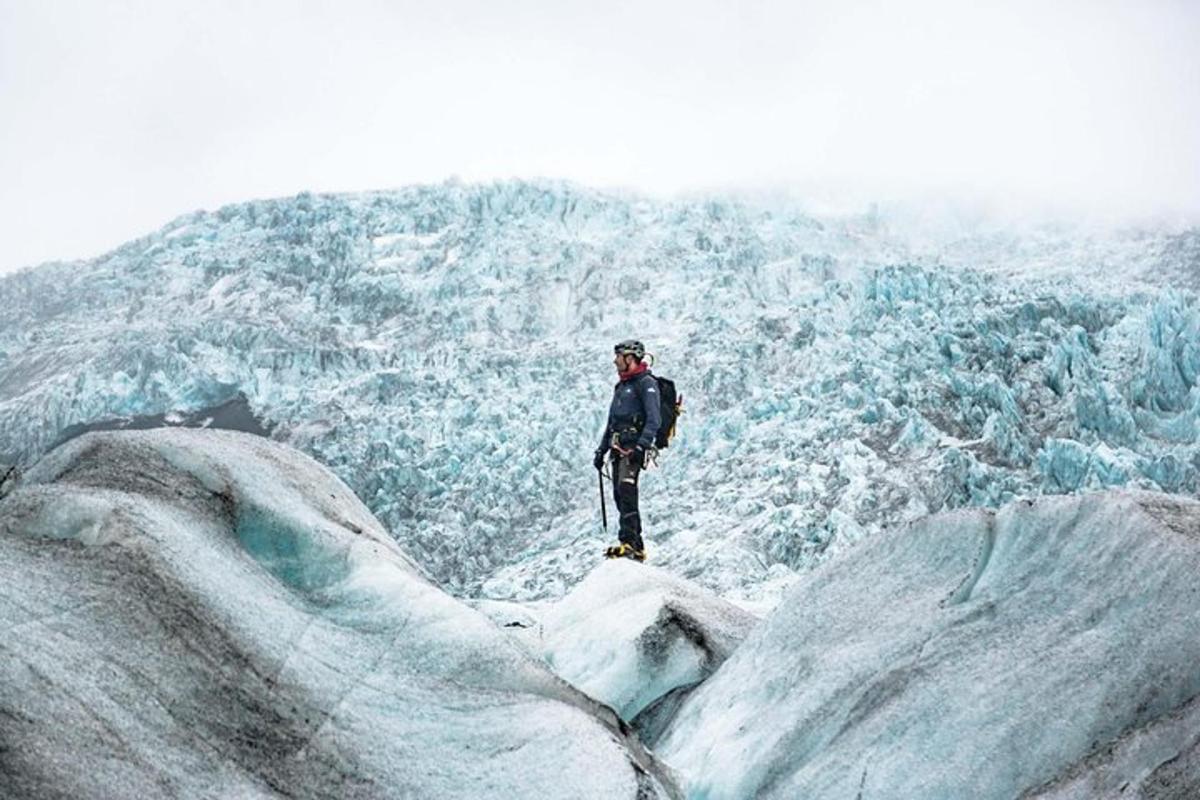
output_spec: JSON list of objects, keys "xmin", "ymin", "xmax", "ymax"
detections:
[{"xmin": 0, "ymin": 429, "xmax": 679, "ymax": 799}]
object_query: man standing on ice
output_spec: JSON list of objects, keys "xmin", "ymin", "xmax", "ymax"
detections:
[{"xmin": 594, "ymin": 339, "xmax": 661, "ymax": 562}]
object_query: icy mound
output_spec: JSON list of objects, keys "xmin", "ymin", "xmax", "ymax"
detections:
[
  {"xmin": 531, "ymin": 560, "xmax": 756, "ymax": 740},
  {"xmin": 0, "ymin": 429, "xmax": 678, "ymax": 799},
  {"xmin": 656, "ymin": 491, "xmax": 1200, "ymax": 799}
]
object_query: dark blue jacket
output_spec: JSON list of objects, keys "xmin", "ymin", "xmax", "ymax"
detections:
[{"xmin": 599, "ymin": 370, "xmax": 662, "ymax": 452}]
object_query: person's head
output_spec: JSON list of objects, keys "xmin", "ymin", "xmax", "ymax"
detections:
[{"xmin": 612, "ymin": 339, "xmax": 645, "ymax": 374}]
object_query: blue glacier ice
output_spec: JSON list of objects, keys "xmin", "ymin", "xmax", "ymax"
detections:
[
  {"xmin": 655, "ymin": 490, "xmax": 1200, "ymax": 799},
  {"xmin": 1, "ymin": 180, "xmax": 1199, "ymax": 609},
  {"xmin": 0, "ymin": 428, "xmax": 679, "ymax": 798}
]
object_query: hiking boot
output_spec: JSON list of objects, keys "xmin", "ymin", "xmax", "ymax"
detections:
[{"xmin": 604, "ymin": 543, "xmax": 647, "ymax": 562}]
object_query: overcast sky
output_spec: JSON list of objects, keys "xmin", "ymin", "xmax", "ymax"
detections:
[{"xmin": 1, "ymin": 0, "xmax": 1198, "ymax": 274}]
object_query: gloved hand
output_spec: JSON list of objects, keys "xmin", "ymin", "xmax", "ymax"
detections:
[{"xmin": 593, "ymin": 449, "xmax": 607, "ymax": 470}]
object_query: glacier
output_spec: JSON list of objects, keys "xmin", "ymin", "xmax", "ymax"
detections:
[
  {"xmin": 656, "ymin": 490, "xmax": 1200, "ymax": 799},
  {"xmin": 0, "ymin": 428, "xmax": 679, "ymax": 798},
  {"xmin": 1, "ymin": 180, "xmax": 1199, "ymax": 610},
  {"xmin": 6, "ymin": 427, "xmax": 1198, "ymax": 798}
]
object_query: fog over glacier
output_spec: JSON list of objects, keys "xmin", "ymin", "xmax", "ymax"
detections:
[{"xmin": 3, "ymin": 1, "xmax": 1198, "ymax": 274}]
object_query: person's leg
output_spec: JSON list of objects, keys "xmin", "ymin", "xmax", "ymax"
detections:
[{"xmin": 614, "ymin": 453, "xmax": 643, "ymax": 551}]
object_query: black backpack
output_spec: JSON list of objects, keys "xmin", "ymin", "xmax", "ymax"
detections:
[{"xmin": 653, "ymin": 375, "xmax": 682, "ymax": 449}]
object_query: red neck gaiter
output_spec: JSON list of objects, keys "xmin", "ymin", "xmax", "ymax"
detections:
[{"xmin": 619, "ymin": 361, "xmax": 649, "ymax": 382}]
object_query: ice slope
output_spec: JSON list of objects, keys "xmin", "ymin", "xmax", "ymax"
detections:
[
  {"xmin": 0, "ymin": 428, "xmax": 679, "ymax": 799},
  {"xmin": 655, "ymin": 491, "xmax": 1200, "ymax": 799},
  {"xmin": 477, "ymin": 560, "xmax": 756, "ymax": 741},
  {"xmin": 2, "ymin": 180, "xmax": 1199, "ymax": 606}
]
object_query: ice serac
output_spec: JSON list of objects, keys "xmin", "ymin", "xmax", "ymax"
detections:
[
  {"xmin": 536, "ymin": 560, "xmax": 757, "ymax": 743},
  {"xmin": 0, "ymin": 429, "xmax": 679, "ymax": 800},
  {"xmin": 5, "ymin": 181, "xmax": 1200, "ymax": 606},
  {"xmin": 656, "ymin": 491, "xmax": 1200, "ymax": 800}
]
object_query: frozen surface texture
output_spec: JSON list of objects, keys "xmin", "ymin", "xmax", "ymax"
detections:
[
  {"xmin": 0, "ymin": 429, "xmax": 679, "ymax": 799},
  {"xmin": 2, "ymin": 181, "xmax": 1199, "ymax": 606},
  {"xmin": 656, "ymin": 491, "xmax": 1200, "ymax": 800},
  {"xmin": 508, "ymin": 560, "xmax": 757, "ymax": 739}
]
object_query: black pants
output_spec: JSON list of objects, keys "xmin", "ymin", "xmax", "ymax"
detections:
[{"xmin": 610, "ymin": 451, "xmax": 644, "ymax": 550}]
